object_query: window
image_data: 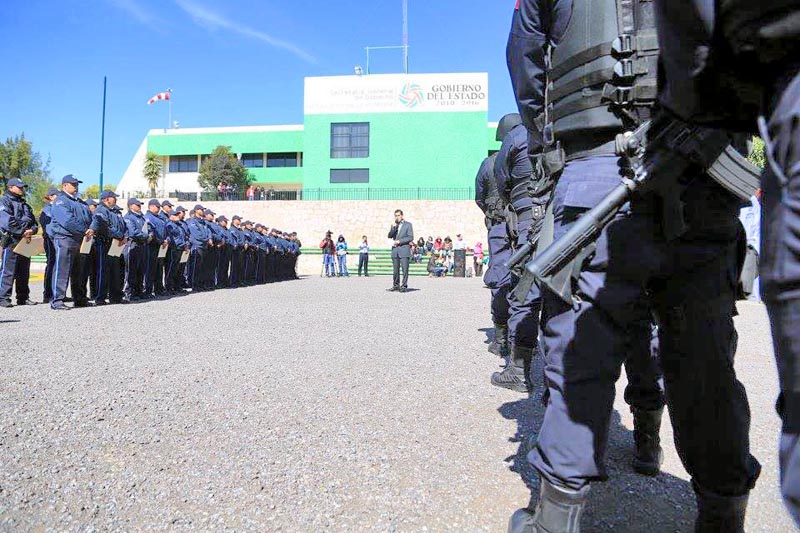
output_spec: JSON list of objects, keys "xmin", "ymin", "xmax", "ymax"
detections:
[
  {"xmin": 267, "ymin": 152, "xmax": 300, "ymax": 168},
  {"xmin": 169, "ymin": 156, "xmax": 198, "ymax": 173},
  {"xmin": 331, "ymin": 122, "xmax": 369, "ymax": 158},
  {"xmin": 330, "ymin": 168, "xmax": 369, "ymax": 184},
  {"xmin": 242, "ymin": 153, "xmax": 264, "ymax": 168}
]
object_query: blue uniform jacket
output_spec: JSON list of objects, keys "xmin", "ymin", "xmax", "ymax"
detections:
[
  {"xmin": 47, "ymin": 192, "xmax": 92, "ymax": 241},
  {"xmin": 145, "ymin": 211, "xmax": 168, "ymax": 243},
  {"xmin": 109, "ymin": 209, "xmax": 128, "ymax": 240},
  {"xmin": 0, "ymin": 192, "xmax": 38, "ymax": 238},
  {"xmin": 217, "ymin": 225, "xmax": 231, "ymax": 246},
  {"xmin": 39, "ymin": 204, "xmax": 52, "ymax": 238},
  {"xmin": 166, "ymin": 220, "xmax": 187, "ymax": 249},
  {"xmin": 229, "ymin": 226, "xmax": 244, "ymax": 248},
  {"xmin": 186, "ymin": 218, "xmax": 211, "ymax": 249},
  {"xmin": 124, "ymin": 211, "xmax": 149, "ymax": 245},
  {"xmin": 90, "ymin": 204, "xmax": 125, "ymax": 240}
]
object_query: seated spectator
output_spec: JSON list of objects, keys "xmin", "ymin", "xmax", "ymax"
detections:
[
  {"xmin": 411, "ymin": 242, "xmax": 423, "ymax": 263},
  {"xmin": 425, "ymin": 236, "xmax": 434, "ymax": 254},
  {"xmin": 427, "ymin": 253, "xmax": 447, "ymax": 277},
  {"xmin": 433, "ymin": 237, "xmax": 444, "ymax": 252},
  {"xmin": 417, "ymin": 237, "xmax": 426, "ymax": 256}
]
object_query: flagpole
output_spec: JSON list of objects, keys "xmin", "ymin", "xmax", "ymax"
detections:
[
  {"xmin": 100, "ymin": 76, "xmax": 107, "ymax": 192},
  {"xmin": 168, "ymin": 88, "xmax": 173, "ymax": 130}
]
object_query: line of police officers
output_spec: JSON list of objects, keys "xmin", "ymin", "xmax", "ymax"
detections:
[
  {"xmin": 476, "ymin": 0, "xmax": 800, "ymax": 531},
  {"xmin": 1, "ymin": 174, "xmax": 301, "ymax": 310}
]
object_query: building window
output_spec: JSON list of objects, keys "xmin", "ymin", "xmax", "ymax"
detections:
[
  {"xmin": 330, "ymin": 168, "xmax": 369, "ymax": 184},
  {"xmin": 267, "ymin": 152, "xmax": 300, "ymax": 168},
  {"xmin": 169, "ymin": 155, "xmax": 198, "ymax": 173},
  {"xmin": 331, "ymin": 122, "xmax": 369, "ymax": 158},
  {"xmin": 242, "ymin": 153, "xmax": 264, "ymax": 168}
]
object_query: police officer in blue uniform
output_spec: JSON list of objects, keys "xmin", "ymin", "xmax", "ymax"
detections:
[
  {"xmin": 90, "ymin": 191, "xmax": 127, "ymax": 305},
  {"xmin": 289, "ymin": 231, "xmax": 301, "ymax": 279},
  {"xmin": 186, "ymin": 205, "xmax": 211, "ymax": 291},
  {"xmin": 47, "ymin": 175, "xmax": 93, "ymax": 310},
  {"xmin": 242, "ymin": 221, "xmax": 256, "ymax": 285},
  {"xmin": 215, "ymin": 216, "xmax": 232, "ymax": 287},
  {"xmin": 652, "ymin": 0, "xmax": 800, "ymax": 526},
  {"xmin": 0, "ymin": 178, "xmax": 39, "ymax": 307},
  {"xmin": 39, "ymin": 187, "xmax": 59, "ymax": 303},
  {"xmin": 144, "ymin": 199, "xmax": 168, "ymax": 298},
  {"xmin": 175, "ymin": 206, "xmax": 191, "ymax": 290},
  {"xmin": 228, "ymin": 215, "xmax": 245, "ymax": 287},
  {"xmin": 165, "ymin": 209, "xmax": 188, "ymax": 294},
  {"xmin": 506, "ymin": 1, "xmax": 760, "ymax": 530},
  {"xmin": 475, "ymin": 142, "xmax": 512, "ymax": 357},
  {"xmin": 123, "ymin": 198, "xmax": 149, "ymax": 302},
  {"xmin": 203, "ymin": 209, "xmax": 222, "ymax": 289},
  {"xmin": 108, "ymin": 203, "xmax": 128, "ymax": 304}
]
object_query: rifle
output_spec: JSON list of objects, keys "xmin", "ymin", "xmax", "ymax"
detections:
[{"xmin": 519, "ymin": 117, "xmax": 760, "ymax": 304}]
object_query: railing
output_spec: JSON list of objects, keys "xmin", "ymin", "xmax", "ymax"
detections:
[{"xmin": 158, "ymin": 188, "xmax": 477, "ymax": 202}]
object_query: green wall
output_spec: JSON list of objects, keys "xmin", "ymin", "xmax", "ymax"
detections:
[
  {"xmin": 302, "ymin": 112, "xmax": 492, "ymax": 190},
  {"xmin": 147, "ymin": 129, "xmax": 304, "ymax": 185}
]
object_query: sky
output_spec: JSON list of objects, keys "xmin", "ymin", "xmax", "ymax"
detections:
[{"xmin": 0, "ymin": 0, "xmax": 519, "ymax": 187}]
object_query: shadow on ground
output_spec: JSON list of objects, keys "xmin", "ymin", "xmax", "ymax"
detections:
[{"xmin": 498, "ymin": 357, "xmax": 696, "ymax": 532}]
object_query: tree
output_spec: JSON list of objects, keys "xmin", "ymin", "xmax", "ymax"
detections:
[
  {"xmin": 198, "ymin": 145, "xmax": 252, "ymax": 193},
  {"xmin": 748, "ymin": 136, "xmax": 766, "ymax": 170},
  {"xmin": 0, "ymin": 134, "xmax": 57, "ymax": 213},
  {"xmin": 82, "ymin": 184, "xmax": 116, "ymax": 200},
  {"xmin": 143, "ymin": 151, "xmax": 163, "ymax": 197}
]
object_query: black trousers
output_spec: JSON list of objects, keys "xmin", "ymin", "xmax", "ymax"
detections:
[
  {"xmin": 392, "ymin": 255, "xmax": 410, "ymax": 288},
  {"xmin": 358, "ymin": 253, "xmax": 369, "ymax": 276}
]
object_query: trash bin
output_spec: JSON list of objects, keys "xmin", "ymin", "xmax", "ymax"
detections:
[{"xmin": 454, "ymin": 249, "xmax": 467, "ymax": 277}]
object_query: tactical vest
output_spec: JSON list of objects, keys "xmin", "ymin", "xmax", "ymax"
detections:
[
  {"xmin": 483, "ymin": 153, "xmax": 506, "ymax": 223},
  {"xmin": 548, "ymin": 0, "xmax": 659, "ymax": 158}
]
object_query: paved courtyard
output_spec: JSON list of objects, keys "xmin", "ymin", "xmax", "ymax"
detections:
[{"xmin": 0, "ymin": 276, "xmax": 792, "ymax": 531}]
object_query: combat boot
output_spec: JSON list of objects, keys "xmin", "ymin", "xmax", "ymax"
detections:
[
  {"xmin": 489, "ymin": 322, "xmax": 510, "ymax": 357},
  {"xmin": 491, "ymin": 345, "xmax": 533, "ymax": 393},
  {"xmin": 693, "ymin": 482, "xmax": 748, "ymax": 533},
  {"xmin": 508, "ymin": 477, "xmax": 590, "ymax": 533},
  {"xmin": 631, "ymin": 407, "xmax": 664, "ymax": 476}
]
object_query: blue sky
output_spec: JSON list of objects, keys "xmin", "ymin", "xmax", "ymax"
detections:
[{"xmin": 1, "ymin": 0, "xmax": 518, "ymax": 187}]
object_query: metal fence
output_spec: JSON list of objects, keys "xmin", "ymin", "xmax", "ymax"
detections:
[{"xmin": 162, "ymin": 188, "xmax": 475, "ymax": 202}]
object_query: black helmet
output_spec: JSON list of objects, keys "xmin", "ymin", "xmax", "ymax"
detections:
[{"xmin": 496, "ymin": 113, "xmax": 522, "ymax": 141}]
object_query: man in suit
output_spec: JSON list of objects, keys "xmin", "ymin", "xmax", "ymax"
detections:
[{"xmin": 387, "ymin": 209, "xmax": 413, "ymax": 292}]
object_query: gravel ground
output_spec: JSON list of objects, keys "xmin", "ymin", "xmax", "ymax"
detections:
[{"xmin": 0, "ymin": 276, "xmax": 792, "ymax": 532}]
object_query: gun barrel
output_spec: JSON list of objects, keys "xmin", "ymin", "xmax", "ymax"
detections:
[
  {"xmin": 505, "ymin": 242, "xmax": 534, "ymax": 270},
  {"xmin": 526, "ymin": 182, "xmax": 633, "ymax": 280}
]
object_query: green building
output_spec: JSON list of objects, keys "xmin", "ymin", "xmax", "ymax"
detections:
[{"xmin": 118, "ymin": 73, "xmax": 501, "ymax": 200}]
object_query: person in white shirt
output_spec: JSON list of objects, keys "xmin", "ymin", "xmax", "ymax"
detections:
[{"xmin": 739, "ymin": 190, "xmax": 762, "ymax": 301}]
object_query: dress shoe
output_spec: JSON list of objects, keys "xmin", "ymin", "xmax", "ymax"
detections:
[
  {"xmin": 0, "ymin": 301, "xmax": 13, "ymax": 308},
  {"xmin": 387, "ymin": 286, "xmax": 399, "ymax": 292},
  {"xmin": 16, "ymin": 300, "xmax": 39, "ymax": 306},
  {"xmin": 73, "ymin": 301, "xmax": 93, "ymax": 308},
  {"xmin": 399, "ymin": 287, "xmax": 408, "ymax": 293},
  {"xmin": 50, "ymin": 303, "xmax": 71, "ymax": 311},
  {"xmin": 94, "ymin": 300, "xmax": 109, "ymax": 306}
]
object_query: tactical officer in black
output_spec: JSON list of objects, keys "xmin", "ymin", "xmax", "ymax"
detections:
[
  {"xmin": 475, "ymin": 119, "xmax": 515, "ymax": 358},
  {"xmin": 506, "ymin": 1, "xmax": 760, "ymax": 531},
  {"xmin": 652, "ymin": 0, "xmax": 800, "ymax": 526}
]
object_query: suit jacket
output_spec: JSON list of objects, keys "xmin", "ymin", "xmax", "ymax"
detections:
[{"xmin": 388, "ymin": 220, "xmax": 414, "ymax": 259}]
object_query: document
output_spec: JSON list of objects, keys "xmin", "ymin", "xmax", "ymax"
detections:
[
  {"xmin": 107, "ymin": 239, "xmax": 126, "ymax": 258},
  {"xmin": 12, "ymin": 236, "xmax": 45, "ymax": 258},
  {"xmin": 158, "ymin": 244, "xmax": 168, "ymax": 259},
  {"xmin": 79, "ymin": 236, "xmax": 94, "ymax": 255},
  {"xmin": 180, "ymin": 249, "xmax": 190, "ymax": 264}
]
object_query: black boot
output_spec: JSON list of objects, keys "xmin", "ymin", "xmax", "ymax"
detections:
[
  {"xmin": 631, "ymin": 407, "xmax": 664, "ymax": 476},
  {"xmin": 489, "ymin": 322, "xmax": 510, "ymax": 357},
  {"xmin": 491, "ymin": 345, "xmax": 533, "ymax": 393},
  {"xmin": 693, "ymin": 482, "xmax": 748, "ymax": 533},
  {"xmin": 508, "ymin": 477, "xmax": 590, "ymax": 533}
]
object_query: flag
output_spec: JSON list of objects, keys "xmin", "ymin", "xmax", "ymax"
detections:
[{"xmin": 147, "ymin": 91, "xmax": 171, "ymax": 105}]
